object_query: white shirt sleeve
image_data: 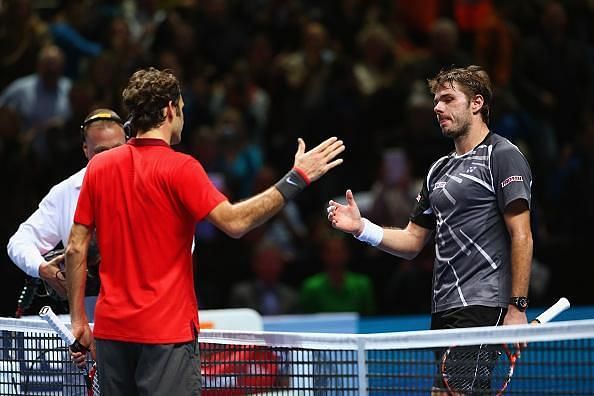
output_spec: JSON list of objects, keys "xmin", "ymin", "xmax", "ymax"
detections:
[{"xmin": 7, "ymin": 185, "xmax": 65, "ymax": 278}]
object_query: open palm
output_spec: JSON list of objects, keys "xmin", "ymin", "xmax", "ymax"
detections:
[{"xmin": 327, "ymin": 189, "xmax": 363, "ymax": 235}]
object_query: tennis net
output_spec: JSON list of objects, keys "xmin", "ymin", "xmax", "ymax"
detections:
[{"xmin": 0, "ymin": 316, "xmax": 593, "ymax": 395}]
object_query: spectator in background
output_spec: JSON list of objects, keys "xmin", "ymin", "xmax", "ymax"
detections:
[
  {"xmin": 121, "ymin": 0, "xmax": 166, "ymax": 53},
  {"xmin": 270, "ymin": 20, "xmax": 336, "ymax": 163},
  {"xmin": 299, "ymin": 232, "xmax": 376, "ymax": 315},
  {"xmin": 49, "ymin": 0, "xmax": 102, "ymax": 79},
  {"xmin": 151, "ymin": 8, "xmax": 197, "ymax": 75},
  {"xmin": 210, "ymin": 60, "xmax": 271, "ymax": 145},
  {"xmin": 229, "ymin": 241, "xmax": 299, "ymax": 316},
  {"xmin": 404, "ymin": 17, "xmax": 473, "ymax": 84},
  {"xmin": 0, "ymin": 44, "xmax": 72, "ymax": 160},
  {"xmin": 215, "ymin": 107, "xmax": 263, "ymax": 200},
  {"xmin": 353, "ymin": 23, "xmax": 400, "ymax": 97},
  {"xmin": 42, "ymin": 80, "xmax": 99, "ymax": 184},
  {"xmin": 366, "ymin": 148, "xmax": 417, "ymax": 228},
  {"xmin": 452, "ymin": 0, "xmax": 495, "ymax": 51},
  {"xmin": 0, "ymin": 0, "xmax": 51, "ymax": 91},
  {"xmin": 392, "ymin": 0, "xmax": 441, "ymax": 47},
  {"xmin": 348, "ymin": 147, "xmax": 432, "ymax": 315},
  {"xmin": 513, "ymin": 0, "xmax": 594, "ymax": 148},
  {"xmin": 244, "ymin": 33, "xmax": 275, "ymax": 92},
  {"xmin": 243, "ymin": 165, "xmax": 308, "ymax": 263},
  {"xmin": 104, "ymin": 16, "xmax": 141, "ymax": 73},
  {"xmin": 473, "ymin": 2, "xmax": 517, "ymax": 90},
  {"xmin": 0, "ymin": 108, "xmax": 24, "ymax": 165}
]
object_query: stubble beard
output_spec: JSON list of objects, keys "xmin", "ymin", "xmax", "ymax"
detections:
[{"xmin": 441, "ymin": 116, "xmax": 471, "ymax": 140}]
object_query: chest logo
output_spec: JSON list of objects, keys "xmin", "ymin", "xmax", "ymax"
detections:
[{"xmin": 433, "ymin": 181, "xmax": 447, "ymax": 190}]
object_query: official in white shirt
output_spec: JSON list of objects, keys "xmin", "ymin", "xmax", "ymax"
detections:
[{"xmin": 7, "ymin": 108, "xmax": 127, "ymax": 320}]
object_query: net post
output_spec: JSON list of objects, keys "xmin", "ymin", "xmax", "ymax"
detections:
[{"xmin": 357, "ymin": 338, "xmax": 368, "ymax": 396}]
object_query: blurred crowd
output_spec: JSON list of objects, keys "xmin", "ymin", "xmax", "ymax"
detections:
[{"xmin": 1, "ymin": 0, "xmax": 593, "ymax": 317}]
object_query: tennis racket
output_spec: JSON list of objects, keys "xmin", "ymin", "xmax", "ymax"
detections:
[
  {"xmin": 14, "ymin": 249, "xmax": 66, "ymax": 318},
  {"xmin": 441, "ymin": 297, "xmax": 571, "ymax": 395},
  {"xmin": 39, "ymin": 306, "xmax": 100, "ymax": 396}
]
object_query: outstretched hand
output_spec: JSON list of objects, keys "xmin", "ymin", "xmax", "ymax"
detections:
[
  {"xmin": 327, "ymin": 189, "xmax": 364, "ymax": 235},
  {"xmin": 293, "ymin": 137, "xmax": 344, "ymax": 183}
]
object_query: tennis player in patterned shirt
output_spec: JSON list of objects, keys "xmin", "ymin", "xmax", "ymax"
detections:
[{"xmin": 327, "ymin": 65, "xmax": 533, "ymax": 395}]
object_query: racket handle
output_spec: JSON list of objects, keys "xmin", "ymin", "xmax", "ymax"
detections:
[
  {"xmin": 39, "ymin": 305, "xmax": 77, "ymax": 345},
  {"xmin": 533, "ymin": 297, "xmax": 570, "ymax": 324}
]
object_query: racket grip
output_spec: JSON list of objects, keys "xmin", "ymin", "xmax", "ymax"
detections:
[
  {"xmin": 71, "ymin": 339, "xmax": 90, "ymax": 354},
  {"xmin": 533, "ymin": 297, "xmax": 570, "ymax": 324}
]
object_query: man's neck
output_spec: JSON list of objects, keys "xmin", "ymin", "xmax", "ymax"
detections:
[
  {"xmin": 136, "ymin": 128, "xmax": 171, "ymax": 144},
  {"xmin": 454, "ymin": 123, "xmax": 489, "ymax": 155}
]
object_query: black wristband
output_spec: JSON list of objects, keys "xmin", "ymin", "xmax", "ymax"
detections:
[{"xmin": 274, "ymin": 168, "xmax": 308, "ymax": 201}]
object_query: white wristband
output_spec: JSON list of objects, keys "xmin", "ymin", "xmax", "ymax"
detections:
[{"xmin": 355, "ymin": 218, "xmax": 383, "ymax": 247}]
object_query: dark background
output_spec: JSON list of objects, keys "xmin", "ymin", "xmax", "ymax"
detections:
[{"xmin": 1, "ymin": 0, "xmax": 592, "ymax": 318}]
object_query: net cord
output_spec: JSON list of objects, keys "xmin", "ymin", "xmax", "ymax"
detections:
[{"xmin": 2, "ymin": 317, "xmax": 594, "ymax": 350}]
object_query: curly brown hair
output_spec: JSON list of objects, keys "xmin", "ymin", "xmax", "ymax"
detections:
[
  {"xmin": 428, "ymin": 65, "xmax": 492, "ymax": 124},
  {"xmin": 122, "ymin": 67, "xmax": 181, "ymax": 134}
]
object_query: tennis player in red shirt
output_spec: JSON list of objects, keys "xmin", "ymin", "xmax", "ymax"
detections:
[{"xmin": 66, "ymin": 67, "xmax": 345, "ymax": 395}]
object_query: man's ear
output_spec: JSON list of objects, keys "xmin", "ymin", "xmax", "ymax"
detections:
[
  {"xmin": 471, "ymin": 94, "xmax": 484, "ymax": 114},
  {"xmin": 165, "ymin": 100, "xmax": 176, "ymax": 120},
  {"xmin": 82, "ymin": 142, "xmax": 90, "ymax": 160}
]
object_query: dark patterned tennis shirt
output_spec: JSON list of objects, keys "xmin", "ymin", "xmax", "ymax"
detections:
[{"xmin": 410, "ymin": 133, "xmax": 532, "ymax": 313}]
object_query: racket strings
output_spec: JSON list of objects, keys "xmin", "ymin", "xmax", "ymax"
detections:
[
  {"xmin": 442, "ymin": 345, "xmax": 503, "ymax": 393},
  {"xmin": 91, "ymin": 364, "xmax": 100, "ymax": 395}
]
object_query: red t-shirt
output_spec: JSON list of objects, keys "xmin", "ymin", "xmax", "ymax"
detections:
[{"xmin": 74, "ymin": 138, "xmax": 227, "ymax": 343}]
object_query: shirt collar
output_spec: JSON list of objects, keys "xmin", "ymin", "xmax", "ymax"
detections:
[
  {"xmin": 127, "ymin": 137, "xmax": 170, "ymax": 147},
  {"xmin": 74, "ymin": 167, "xmax": 87, "ymax": 189}
]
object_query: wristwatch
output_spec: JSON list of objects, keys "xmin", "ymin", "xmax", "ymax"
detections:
[{"xmin": 509, "ymin": 296, "xmax": 529, "ymax": 312}]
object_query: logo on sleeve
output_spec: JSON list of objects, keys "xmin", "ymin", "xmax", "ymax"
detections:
[{"xmin": 501, "ymin": 175, "xmax": 523, "ymax": 188}]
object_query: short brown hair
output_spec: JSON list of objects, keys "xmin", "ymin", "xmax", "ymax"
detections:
[
  {"xmin": 122, "ymin": 67, "xmax": 181, "ymax": 134},
  {"xmin": 428, "ymin": 65, "xmax": 492, "ymax": 123}
]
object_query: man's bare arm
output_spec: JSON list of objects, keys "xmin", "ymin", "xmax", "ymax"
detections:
[
  {"xmin": 65, "ymin": 223, "xmax": 92, "ymax": 323},
  {"xmin": 503, "ymin": 199, "xmax": 533, "ymax": 325},
  {"xmin": 208, "ymin": 137, "xmax": 344, "ymax": 238},
  {"xmin": 378, "ymin": 222, "xmax": 433, "ymax": 260},
  {"xmin": 327, "ymin": 189, "xmax": 432, "ymax": 260},
  {"xmin": 207, "ymin": 188, "xmax": 285, "ymax": 238}
]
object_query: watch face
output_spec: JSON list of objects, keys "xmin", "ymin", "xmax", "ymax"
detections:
[{"xmin": 512, "ymin": 297, "xmax": 528, "ymax": 311}]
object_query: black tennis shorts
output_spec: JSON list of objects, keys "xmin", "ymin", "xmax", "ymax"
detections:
[{"xmin": 431, "ymin": 305, "xmax": 506, "ymax": 393}]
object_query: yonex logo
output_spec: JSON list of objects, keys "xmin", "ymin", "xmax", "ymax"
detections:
[
  {"xmin": 501, "ymin": 175, "xmax": 523, "ymax": 188},
  {"xmin": 433, "ymin": 181, "xmax": 447, "ymax": 190}
]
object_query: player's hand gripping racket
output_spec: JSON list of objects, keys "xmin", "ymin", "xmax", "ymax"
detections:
[
  {"xmin": 441, "ymin": 297, "xmax": 570, "ymax": 396},
  {"xmin": 39, "ymin": 306, "xmax": 99, "ymax": 396}
]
